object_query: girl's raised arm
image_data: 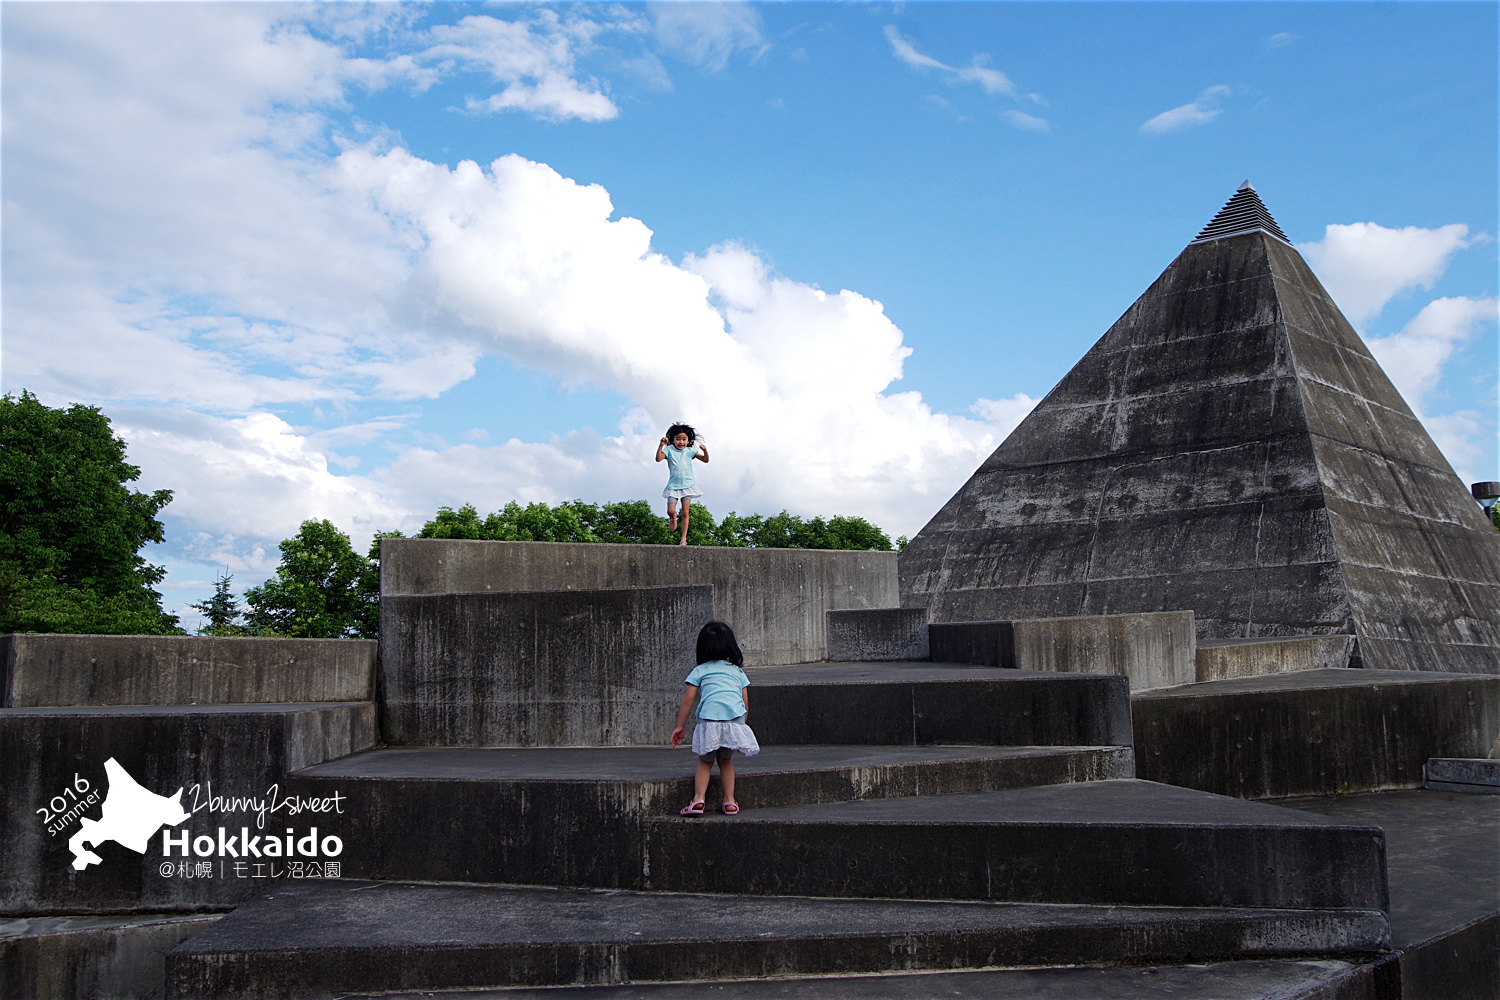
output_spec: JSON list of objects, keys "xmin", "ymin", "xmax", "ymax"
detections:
[
  {"xmin": 656, "ymin": 437, "xmax": 669, "ymax": 462},
  {"xmin": 695, "ymin": 442, "xmax": 709, "ymax": 463}
]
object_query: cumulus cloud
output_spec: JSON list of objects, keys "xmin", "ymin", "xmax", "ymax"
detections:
[
  {"xmin": 1299, "ymin": 222, "xmax": 1472, "ymax": 328},
  {"xmin": 1138, "ymin": 85, "xmax": 1231, "ymax": 135},
  {"xmin": 651, "ymin": 2, "xmax": 766, "ymax": 71}
]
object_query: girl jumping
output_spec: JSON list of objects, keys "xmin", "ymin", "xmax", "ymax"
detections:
[
  {"xmin": 671, "ymin": 620, "xmax": 759, "ymax": 815},
  {"xmin": 655, "ymin": 423, "xmax": 709, "ymax": 546}
]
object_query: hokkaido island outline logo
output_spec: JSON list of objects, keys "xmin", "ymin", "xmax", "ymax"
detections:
[{"xmin": 67, "ymin": 757, "xmax": 189, "ymax": 871}]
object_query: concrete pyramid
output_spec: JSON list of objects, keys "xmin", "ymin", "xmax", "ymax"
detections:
[{"xmin": 900, "ymin": 183, "xmax": 1500, "ymax": 673}]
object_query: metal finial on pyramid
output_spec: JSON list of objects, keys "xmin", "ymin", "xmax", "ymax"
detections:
[{"xmin": 1191, "ymin": 181, "xmax": 1290, "ymax": 245}]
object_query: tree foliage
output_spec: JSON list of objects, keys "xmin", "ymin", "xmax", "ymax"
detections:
[
  {"xmin": 0, "ymin": 391, "xmax": 180, "ymax": 634},
  {"xmin": 414, "ymin": 500, "xmax": 895, "ymax": 551},
  {"xmin": 243, "ymin": 520, "xmax": 378, "ymax": 639},
  {"xmin": 190, "ymin": 570, "xmax": 244, "ymax": 636}
]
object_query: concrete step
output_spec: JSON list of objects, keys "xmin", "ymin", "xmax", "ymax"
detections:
[
  {"xmin": 744, "ymin": 662, "xmax": 1132, "ymax": 747},
  {"xmin": 0, "ymin": 702, "xmax": 375, "ymax": 915},
  {"xmin": 1132, "ymin": 668, "xmax": 1500, "ymax": 799},
  {"xmin": 162, "ymin": 881, "xmax": 1388, "ymax": 1000},
  {"xmin": 1, "ymin": 913, "xmax": 222, "ymax": 1000},
  {"xmin": 286, "ymin": 744, "xmax": 1132, "ymax": 889},
  {"xmin": 644, "ymin": 779, "xmax": 1388, "ymax": 911},
  {"xmin": 1423, "ymin": 757, "xmax": 1500, "ymax": 794}
]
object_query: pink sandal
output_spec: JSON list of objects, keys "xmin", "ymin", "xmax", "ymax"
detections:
[
  {"xmin": 721, "ymin": 802, "xmax": 739, "ymax": 815},
  {"xmin": 680, "ymin": 801, "xmax": 705, "ymax": 816}
]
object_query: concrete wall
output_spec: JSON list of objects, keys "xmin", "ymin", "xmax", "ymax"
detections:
[
  {"xmin": 380, "ymin": 585, "xmax": 713, "ymax": 747},
  {"xmin": 1133, "ymin": 668, "xmax": 1500, "ymax": 799},
  {"xmin": 929, "ymin": 612, "xmax": 1196, "ymax": 691},
  {"xmin": 825, "ymin": 609, "xmax": 929, "ymax": 662},
  {"xmin": 1195, "ymin": 634, "xmax": 1357, "ymax": 683},
  {"xmin": 1, "ymin": 702, "xmax": 374, "ymax": 914},
  {"xmin": 380, "ymin": 539, "xmax": 898, "ymax": 667},
  {"xmin": 1, "ymin": 634, "xmax": 376, "ymax": 708},
  {"xmin": 0, "ymin": 914, "xmax": 220, "ymax": 1000}
]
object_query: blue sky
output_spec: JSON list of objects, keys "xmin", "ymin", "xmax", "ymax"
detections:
[{"xmin": 3, "ymin": 2, "xmax": 1496, "ymax": 629}]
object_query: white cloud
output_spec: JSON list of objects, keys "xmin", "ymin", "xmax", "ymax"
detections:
[
  {"xmin": 651, "ymin": 2, "xmax": 766, "ymax": 72},
  {"xmin": 1366, "ymin": 296, "xmax": 1499, "ymax": 406},
  {"xmin": 1002, "ymin": 110, "xmax": 1051, "ymax": 133},
  {"xmin": 1138, "ymin": 85, "xmax": 1231, "ymax": 135},
  {"xmin": 1299, "ymin": 222, "xmax": 1472, "ymax": 328},
  {"xmin": 884, "ymin": 26, "xmax": 1018, "ymax": 98},
  {"xmin": 1265, "ymin": 32, "xmax": 1301, "ymax": 50}
]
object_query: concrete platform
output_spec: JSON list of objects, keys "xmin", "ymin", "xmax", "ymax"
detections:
[
  {"xmin": 1423, "ymin": 757, "xmax": 1500, "ymax": 794},
  {"xmin": 745, "ymin": 663, "xmax": 1132, "ymax": 747},
  {"xmin": 1, "ymin": 913, "xmax": 221, "ymax": 1000},
  {"xmin": 645, "ymin": 779, "xmax": 1388, "ymax": 910},
  {"xmin": 0, "ymin": 702, "xmax": 375, "ymax": 914},
  {"xmin": 1132, "ymin": 669, "xmax": 1500, "ymax": 798},
  {"xmin": 324, "ymin": 960, "xmax": 1396, "ymax": 1000},
  {"xmin": 162, "ymin": 881, "xmax": 1388, "ymax": 999},
  {"xmin": 286, "ymin": 744, "xmax": 1131, "ymax": 889}
]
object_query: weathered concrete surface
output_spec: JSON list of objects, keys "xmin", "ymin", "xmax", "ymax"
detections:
[
  {"xmin": 898, "ymin": 228, "xmax": 1500, "ymax": 675},
  {"xmin": 1197, "ymin": 634, "xmax": 1358, "ymax": 682},
  {"xmin": 380, "ymin": 586, "xmax": 712, "ymax": 747},
  {"xmin": 1133, "ymin": 669, "xmax": 1500, "ymax": 799},
  {"xmin": 287, "ymin": 744, "xmax": 1130, "ymax": 889},
  {"xmin": 321, "ymin": 960, "xmax": 1399, "ymax": 999},
  {"xmin": 825, "ymin": 608, "xmax": 929, "ymax": 661},
  {"xmin": 0, "ymin": 913, "xmax": 219, "ymax": 1000},
  {"xmin": 0, "ymin": 634, "xmax": 376, "ymax": 708},
  {"xmin": 746, "ymin": 663, "xmax": 1133, "ymax": 747},
  {"xmin": 647, "ymin": 779, "xmax": 1388, "ymax": 910},
  {"xmin": 0, "ymin": 702, "xmax": 374, "ymax": 914},
  {"xmin": 1285, "ymin": 789, "xmax": 1499, "ymax": 1000},
  {"xmin": 1423, "ymin": 757, "xmax": 1500, "ymax": 794},
  {"xmin": 928, "ymin": 612, "xmax": 1195, "ymax": 691},
  {"xmin": 163, "ymin": 881, "xmax": 1386, "ymax": 1000},
  {"xmin": 381, "ymin": 539, "xmax": 898, "ymax": 666}
]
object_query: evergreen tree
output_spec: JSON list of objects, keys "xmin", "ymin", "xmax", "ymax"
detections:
[{"xmin": 190, "ymin": 570, "xmax": 242, "ymax": 635}]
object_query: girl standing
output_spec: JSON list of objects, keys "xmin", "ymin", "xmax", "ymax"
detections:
[
  {"xmin": 671, "ymin": 621, "xmax": 759, "ymax": 815},
  {"xmin": 655, "ymin": 423, "xmax": 709, "ymax": 546}
]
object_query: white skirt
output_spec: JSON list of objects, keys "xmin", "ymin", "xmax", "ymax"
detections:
[
  {"xmin": 663, "ymin": 486, "xmax": 704, "ymax": 500},
  {"xmin": 691, "ymin": 720, "xmax": 760, "ymax": 757}
]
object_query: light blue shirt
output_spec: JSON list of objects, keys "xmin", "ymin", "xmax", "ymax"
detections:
[
  {"xmin": 684, "ymin": 660, "xmax": 749, "ymax": 721},
  {"xmin": 664, "ymin": 445, "xmax": 698, "ymax": 489}
]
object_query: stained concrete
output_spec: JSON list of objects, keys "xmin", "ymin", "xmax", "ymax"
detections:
[
  {"xmin": 380, "ymin": 538, "xmax": 899, "ymax": 666},
  {"xmin": 1423, "ymin": 757, "xmax": 1500, "ymax": 793},
  {"xmin": 284, "ymin": 744, "xmax": 1131, "ymax": 889},
  {"xmin": 0, "ymin": 702, "xmax": 374, "ymax": 914},
  {"xmin": 1196, "ymin": 635, "xmax": 1358, "ymax": 682},
  {"xmin": 746, "ymin": 663, "xmax": 1133, "ymax": 747},
  {"xmin": 324, "ymin": 961, "xmax": 1396, "ymax": 1000},
  {"xmin": 929, "ymin": 612, "xmax": 1195, "ymax": 691},
  {"xmin": 163, "ymin": 882, "xmax": 1387, "ymax": 1000},
  {"xmin": 825, "ymin": 608, "xmax": 929, "ymax": 661},
  {"xmin": 380, "ymin": 585, "xmax": 712, "ymax": 747},
  {"xmin": 0, "ymin": 913, "xmax": 220, "ymax": 1000},
  {"xmin": 1132, "ymin": 669, "xmax": 1500, "ymax": 798},
  {"xmin": 1282, "ymin": 789, "xmax": 1500, "ymax": 1000},
  {"xmin": 898, "ymin": 229, "xmax": 1500, "ymax": 675},
  {"xmin": 645, "ymin": 779, "xmax": 1388, "ymax": 910},
  {"xmin": 0, "ymin": 634, "xmax": 376, "ymax": 708}
]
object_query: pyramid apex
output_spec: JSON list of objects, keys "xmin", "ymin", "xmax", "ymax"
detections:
[{"xmin": 1191, "ymin": 183, "xmax": 1290, "ymax": 246}]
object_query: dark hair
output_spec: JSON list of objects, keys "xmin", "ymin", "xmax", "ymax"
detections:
[
  {"xmin": 666, "ymin": 423, "xmax": 697, "ymax": 445},
  {"xmin": 696, "ymin": 620, "xmax": 743, "ymax": 667}
]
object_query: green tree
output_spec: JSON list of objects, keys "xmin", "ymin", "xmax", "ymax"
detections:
[
  {"xmin": 190, "ymin": 570, "xmax": 243, "ymax": 635},
  {"xmin": 244, "ymin": 520, "xmax": 378, "ymax": 638},
  {"xmin": 0, "ymin": 391, "xmax": 180, "ymax": 634}
]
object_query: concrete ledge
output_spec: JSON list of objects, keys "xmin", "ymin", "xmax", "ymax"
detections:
[
  {"xmin": 747, "ymin": 663, "xmax": 1133, "ymax": 747},
  {"xmin": 380, "ymin": 539, "xmax": 898, "ymax": 666},
  {"xmin": 929, "ymin": 611, "xmax": 1196, "ymax": 691},
  {"xmin": 0, "ymin": 913, "xmax": 220, "ymax": 1000},
  {"xmin": 825, "ymin": 608, "xmax": 928, "ymax": 661},
  {"xmin": 1423, "ymin": 758, "xmax": 1500, "ymax": 794},
  {"xmin": 0, "ymin": 702, "xmax": 375, "ymax": 914},
  {"xmin": 1197, "ymin": 634, "xmax": 1358, "ymax": 682},
  {"xmin": 1133, "ymin": 669, "xmax": 1500, "ymax": 799},
  {"xmin": 380, "ymin": 585, "xmax": 712, "ymax": 747},
  {"xmin": 1, "ymin": 634, "xmax": 376, "ymax": 708},
  {"xmin": 163, "ymin": 881, "xmax": 1388, "ymax": 999}
]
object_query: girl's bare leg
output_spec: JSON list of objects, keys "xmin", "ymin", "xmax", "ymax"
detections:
[
  {"xmin": 666, "ymin": 500, "xmax": 678, "ymax": 532},
  {"xmin": 678, "ymin": 497, "xmax": 691, "ymax": 545},
  {"xmin": 720, "ymin": 757, "xmax": 735, "ymax": 805},
  {"xmin": 693, "ymin": 759, "xmax": 712, "ymax": 804}
]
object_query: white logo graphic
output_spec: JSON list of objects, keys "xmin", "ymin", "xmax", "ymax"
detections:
[{"xmin": 68, "ymin": 758, "xmax": 189, "ymax": 871}]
